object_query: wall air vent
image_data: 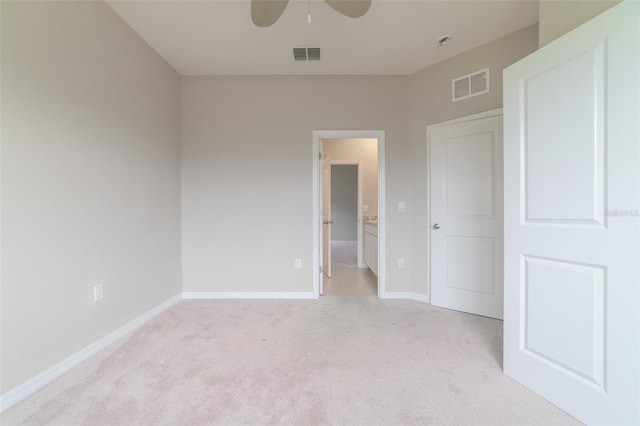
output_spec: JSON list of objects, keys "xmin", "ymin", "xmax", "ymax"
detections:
[
  {"xmin": 293, "ymin": 47, "xmax": 321, "ymax": 61},
  {"xmin": 452, "ymin": 68, "xmax": 489, "ymax": 101}
]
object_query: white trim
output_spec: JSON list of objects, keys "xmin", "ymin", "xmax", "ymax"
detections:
[
  {"xmin": 312, "ymin": 131, "xmax": 385, "ymax": 299},
  {"xmin": 380, "ymin": 292, "xmax": 430, "ymax": 303},
  {"xmin": 329, "ymin": 159, "xmax": 364, "ymax": 268},
  {"xmin": 0, "ymin": 294, "xmax": 182, "ymax": 413},
  {"xmin": 425, "ymin": 108, "xmax": 503, "ymax": 304},
  {"xmin": 182, "ymin": 292, "xmax": 317, "ymax": 300},
  {"xmin": 427, "ymin": 108, "xmax": 503, "ymax": 129}
]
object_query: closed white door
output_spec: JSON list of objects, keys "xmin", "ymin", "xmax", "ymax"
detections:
[
  {"xmin": 429, "ymin": 114, "xmax": 503, "ymax": 319},
  {"xmin": 503, "ymin": 2, "xmax": 639, "ymax": 424}
]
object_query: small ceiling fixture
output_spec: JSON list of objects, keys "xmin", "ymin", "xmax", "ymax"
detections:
[{"xmin": 437, "ymin": 35, "xmax": 451, "ymax": 47}]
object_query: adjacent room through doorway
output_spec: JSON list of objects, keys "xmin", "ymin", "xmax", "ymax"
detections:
[
  {"xmin": 330, "ymin": 165, "xmax": 357, "ymax": 268},
  {"xmin": 320, "ymin": 138, "xmax": 378, "ymax": 296}
]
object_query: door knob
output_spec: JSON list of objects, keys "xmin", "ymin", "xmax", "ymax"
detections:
[
  {"xmin": 323, "ymin": 220, "xmax": 334, "ymax": 225},
  {"xmin": 433, "ymin": 223, "xmax": 440, "ymax": 230}
]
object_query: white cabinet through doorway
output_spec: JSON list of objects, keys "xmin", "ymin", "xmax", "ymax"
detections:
[{"xmin": 364, "ymin": 223, "xmax": 378, "ymax": 276}]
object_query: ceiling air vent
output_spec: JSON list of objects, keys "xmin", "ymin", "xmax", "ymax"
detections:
[
  {"xmin": 293, "ymin": 47, "xmax": 321, "ymax": 61},
  {"xmin": 452, "ymin": 68, "xmax": 489, "ymax": 101},
  {"xmin": 307, "ymin": 47, "xmax": 321, "ymax": 60}
]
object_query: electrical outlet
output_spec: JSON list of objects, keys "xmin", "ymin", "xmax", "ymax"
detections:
[
  {"xmin": 397, "ymin": 258, "xmax": 405, "ymax": 269},
  {"xmin": 398, "ymin": 201, "xmax": 406, "ymax": 212},
  {"xmin": 294, "ymin": 258, "xmax": 302, "ymax": 269},
  {"xmin": 93, "ymin": 283, "xmax": 104, "ymax": 302}
]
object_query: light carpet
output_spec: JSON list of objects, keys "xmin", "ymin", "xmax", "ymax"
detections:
[{"xmin": 1, "ymin": 298, "xmax": 581, "ymax": 425}]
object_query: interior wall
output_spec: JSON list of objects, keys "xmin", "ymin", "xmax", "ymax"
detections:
[
  {"xmin": 538, "ymin": 0, "xmax": 621, "ymax": 47},
  {"xmin": 330, "ymin": 165, "xmax": 358, "ymax": 242},
  {"xmin": 406, "ymin": 24, "xmax": 539, "ymax": 298},
  {"xmin": 0, "ymin": 3, "xmax": 545, "ymax": 398},
  {"xmin": 181, "ymin": 76, "xmax": 409, "ymax": 293},
  {"xmin": 323, "ymin": 138, "xmax": 378, "ymax": 217},
  {"xmin": 1, "ymin": 1, "xmax": 182, "ymax": 394}
]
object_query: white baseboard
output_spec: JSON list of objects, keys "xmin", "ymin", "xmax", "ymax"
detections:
[
  {"xmin": 0, "ymin": 293, "xmax": 182, "ymax": 413},
  {"xmin": 380, "ymin": 291, "xmax": 430, "ymax": 303},
  {"xmin": 182, "ymin": 292, "xmax": 317, "ymax": 300}
]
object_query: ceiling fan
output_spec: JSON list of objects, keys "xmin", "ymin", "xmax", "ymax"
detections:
[{"xmin": 251, "ymin": 0, "xmax": 372, "ymax": 27}]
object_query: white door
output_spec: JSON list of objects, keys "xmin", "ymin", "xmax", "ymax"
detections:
[
  {"xmin": 322, "ymin": 157, "xmax": 332, "ymax": 279},
  {"xmin": 503, "ymin": 2, "xmax": 639, "ymax": 424},
  {"xmin": 429, "ymin": 113, "xmax": 503, "ymax": 319},
  {"xmin": 319, "ymin": 148, "xmax": 325, "ymax": 295}
]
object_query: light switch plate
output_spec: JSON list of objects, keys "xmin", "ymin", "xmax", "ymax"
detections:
[
  {"xmin": 398, "ymin": 201, "xmax": 406, "ymax": 212},
  {"xmin": 93, "ymin": 283, "xmax": 104, "ymax": 302}
]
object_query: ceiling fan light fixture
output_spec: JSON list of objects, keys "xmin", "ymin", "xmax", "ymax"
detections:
[
  {"xmin": 325, "ymin": 0, "xmax": 372, "ymax": 19},
  {"xmin": 251, "ymin": 0, "xmax": 371, "ymax": 27},
  {"xmin": 251, "ymin": 0, "xmax": 289, "ymax": 27}
]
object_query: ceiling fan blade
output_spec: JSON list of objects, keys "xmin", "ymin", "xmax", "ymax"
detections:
[
  {"xmin": 324, "ymin": 0, "xmax": 371, "ymax": 19},
  {"xmin": 251, "ymin": 0, "xmax": 290, "ymax": 27}
]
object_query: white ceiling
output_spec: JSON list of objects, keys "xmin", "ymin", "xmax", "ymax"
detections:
[{"xmin": 106, "ymin": 0, "xmax": 539, "ymax": 76}]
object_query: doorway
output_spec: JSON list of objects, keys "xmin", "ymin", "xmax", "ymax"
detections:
[
  {"xmin": 331, "ymin": 164, "xmax": 358, "ymax": 269},
  {"xmin": 312, "ymin": 131, "xmax": 385, "ymax": 298},
  {"xmin": 322, "ymin": 159, "xmax": 376, "ymax": 296},
  {"xmin": 325, "ymin": 163, "xmax": 361, "ymax": 276}
]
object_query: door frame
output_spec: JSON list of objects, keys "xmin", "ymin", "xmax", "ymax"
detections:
[
  {"xmin": 312, "ymin": 130, "xmax": 385, "ymax": 298},
  {"xmin": 328, "ymin": 160, "xmax": 365, "ymax": 269},
  {"xmin": 426, "ymin": 108, "xmax": 502, "ymax": 302}
]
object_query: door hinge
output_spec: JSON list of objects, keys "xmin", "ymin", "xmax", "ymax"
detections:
[
  {"xmin": 319, "ymin": 152, "xmax": 323, "ymax": 160},
  {"xmin": 320, "ymin": 266, "xmax": 323, "ymax": 274}
]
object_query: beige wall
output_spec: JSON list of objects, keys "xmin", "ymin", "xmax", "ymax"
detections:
[
  {"xmin": 323, "ymin": 138, "xmax": 378, "ymax": 218},
  {"xmin": 181, "ymin": 76, "xmax": 409, "ymax": 293},
  {"xmin": 1, "ymin": 1, "xmax": 182, "ymax": 393},
  {"xmin": 538, "ymin": 0, "xmax": 621, "ymax": 47},
  {"xmin": 406, "ymin": 24, "xmax": 539, "ymax": 297}
]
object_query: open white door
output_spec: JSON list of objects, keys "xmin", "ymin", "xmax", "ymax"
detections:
[
  {"xmin": 503, "ymin": 2, "xmax": 639, "ymax": 424},
  {"xmin": 429, "ymin": 113, "xmax": 503, "ymax": 319},
  {"xmin": 322, "ymin": 154, "xmax": 332, "ymax": 280},
  {"xmin": 319, "ymin": 146, "xmax": 324, "ymax": 295}
]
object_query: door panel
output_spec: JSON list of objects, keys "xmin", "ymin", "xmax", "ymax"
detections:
[
  {"xmin": 446, "ymin": 237, "xmax": 496, "ymax": 294},
  {"xmin": 524, "ymin": 47, "xmax": 605, "ymax": 225},
  {"xmin": 430, "ymin": 114, "xmax": 503, "ymax": 319},
  {"xmin": 523, "ymin": 256, "xmax": 605, "ymax": 389},
  {"xmin": 446, "ymin": 134, "xmax": 495, "ymax": 217},
  {"xmin": 503, "ymin": 2, "xmax": 639, "ymax": 424}
]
